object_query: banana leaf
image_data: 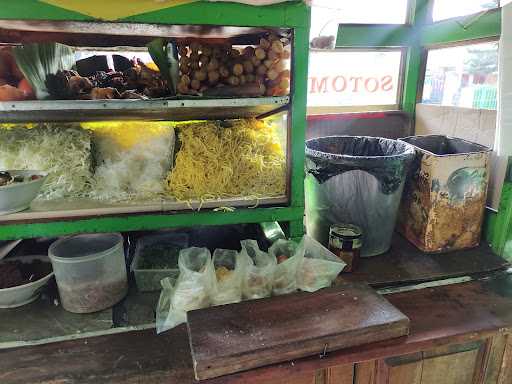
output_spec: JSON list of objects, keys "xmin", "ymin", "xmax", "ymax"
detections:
[
  {"xmin": 147, "ymin": 38, "xmax": 178, "ymax": 95},
  {"xmin": 13, "ymin": 43, "xmax": 75, "ymax": 100}
]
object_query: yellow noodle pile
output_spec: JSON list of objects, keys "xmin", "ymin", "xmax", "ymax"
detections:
[{"xmin": 166, "ymin": 119, "xmax": 286, "ymax": 200}]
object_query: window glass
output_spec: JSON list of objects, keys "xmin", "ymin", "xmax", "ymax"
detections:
[
  {"xmin": 310, "ymin": 0, "xmax": 409, "ymax": 42},
  {"xmin": 307, "ymin": 50, "xmax": 403, "ymax": 109},
  {"xmin": 433, "ymin": 0, "xmax": 499, "ymax": 22},
  {"xmin": 422, "ymin": 41, "xmax": 499, "ymax": 110}
]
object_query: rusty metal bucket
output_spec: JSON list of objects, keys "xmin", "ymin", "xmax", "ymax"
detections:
[{"xmin": 398, "ymin": 135, "xmax": 491, "ymax": 253}]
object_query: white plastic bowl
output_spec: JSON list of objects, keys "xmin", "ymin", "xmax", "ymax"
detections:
[
  {"xmin": 0, "ymin": 255, "xmax": 54, "ymax": 308},
  {"xmin": 0, "ymin": 170, "xmax": 47, "ymax": 215}
]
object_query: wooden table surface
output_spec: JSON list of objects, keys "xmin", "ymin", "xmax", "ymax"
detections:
[
  {"xmin": 2, "ymin": 270, "xmax": 512, "ymax": 384},
  {"xmin": 345, "ymin": 234, "xmax": 508, "ymax": 287}
]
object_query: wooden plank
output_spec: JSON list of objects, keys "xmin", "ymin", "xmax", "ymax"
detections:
[
  {"xmin": 388, "ymin": 361, "xmax": 422, "ymax": 384},
  {"xmin": 0, "ymin": 20, "xmax": 276, "ymax": 40},
  {"xmin": 420, "ymin": 349, "xmax": 480, "ymax": 384},
  {"xmin": 385, "ymin": 353, "xmax": 423, "ymax": 384},
  {"xmin": 188, "ymin": 284, "xmax": 410, "ymax": 380},
  {"xmin": 326, "ymin": 364, "xmax": 354, "ymax": 384},
  {"xmin": 0, "ymin": 325, "xmax": 195, "ymax": 384},
  {"xmin": 344, "ymin": 234, "xmax": 509, "ymax": 288},
  {"xmin": 498, "ymin": 334, "xmax": 512, "ymax": 384},
  {"xmin": 267, "ymin": 374, "xmax": 317, "ymax": 384},
  {"xmin": 354, "ymin": 361, "xmax": 376, "ymax": 384},
  {"xmin": 422, "ymin": 341, "xmax": 484, "ymax": 359},
  {"xmin": 482, "ymin": 335, "xmax": 508, "ymax": 384},
  {"xmin": 315, "ymin": 370, "xmax": 326, "ymax": 384},
  {"xmin": 0, "ymin": 195, "xmax": 287, "ymax": 223}
]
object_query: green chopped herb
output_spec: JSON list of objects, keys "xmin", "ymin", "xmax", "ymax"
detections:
[{"xmin": 139, "ymin": 245, "xmax": 181, "ymax": 269}]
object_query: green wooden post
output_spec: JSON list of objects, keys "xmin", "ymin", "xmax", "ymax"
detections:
[
  {"xmin": 401, "ymin": 45, "xmax": 423, "ymax": 115},
  {"xmin": 288, "ymin": 21, "xmax": 311, "ymax": 240},
  {"xmin": 485, "ymin": 160, "xmax": 512, "ymax": 258},
  {"xmin": 401, "ymin": 0, "xmax": 430, "ymax": 116}
]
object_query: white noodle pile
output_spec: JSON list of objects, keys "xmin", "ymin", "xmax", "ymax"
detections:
[{"xmin": 0, "ymin": 124, "xmax": 92, "ymax": 199}]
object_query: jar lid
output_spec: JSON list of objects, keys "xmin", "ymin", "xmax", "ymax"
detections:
[{"xmin": 330, "ymin": 224, "xmax": 363, "ymax": 239}]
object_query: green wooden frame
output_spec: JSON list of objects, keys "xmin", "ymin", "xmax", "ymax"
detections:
[
  {"xmin": 485, "ymin": 161, "xmax": 512, "ymax": 258},
  {"xmin": 335, "ymin": 1, "xmax": 501, "ymax": 114},
  {"xmin": 0, "ymin": 1, "xmax": 311, "ymax": 240}
]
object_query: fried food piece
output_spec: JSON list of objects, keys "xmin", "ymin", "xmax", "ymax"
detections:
[
  {"xmin": 215, "ymin": 266, "xmax": 233, "ymax": 282},
  {"xmin": 90, "ymin": 87, "xmax": 120, "ymax": 100}
]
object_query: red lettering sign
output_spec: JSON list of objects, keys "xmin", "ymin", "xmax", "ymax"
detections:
[
  {"xmin": 309, "ymin": 77, "xmax": 328, "ymax": 94},
  {"xmin": 332, "ymin": 76, "xmax": 347, "ymax": 92},
  {"xmin": 307, "ymin": 75, "xmax": 395, "ymax": 94},
  {"xmin": 381, "ymin": 75, "xmax": 393, "ymax": 91}
]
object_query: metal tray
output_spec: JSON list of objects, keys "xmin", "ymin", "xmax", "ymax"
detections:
[{"xmin": 0, "ymin": 97, "xmax": 290, "ymax": 123}]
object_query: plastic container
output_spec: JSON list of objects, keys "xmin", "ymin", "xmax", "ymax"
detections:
[
  {"xmin": 48, "ymin": 233, "xmax": 128, "ymax": 313},
  {"xmin": 305, "ymin": 136, "xmax": 415, "ymax": 257},
  {"xmin": 398, "ymin": 135, "xmax": 491, "ymax": 253},
  {"xmin": 131, "ymin": 232, "xmax": 189, "ymax": 292}
]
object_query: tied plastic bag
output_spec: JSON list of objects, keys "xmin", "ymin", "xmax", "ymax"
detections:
[
  {"xmin": 156, "ymin": 247, "xmax": 214, "ymax": 334},
  {"xmin": 298, "ymin": 235, "xmax": 346, "ymax": 292},
  {"xmin": 212, "ymin": 249, "xmax": 244, "ymax": 306},
  {"xmin": 269, "ymin": 239, "xmax": 304, "ymax": 296},
  {"xmin": 240, "ymin": 240, "xmax": 276, "ymax": 300}
]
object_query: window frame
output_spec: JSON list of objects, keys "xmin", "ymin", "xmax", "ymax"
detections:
[
  {"xmin": 418, "ymin": 37, "xmax": 500, "ymax": 108},
  {"xmin": 310, "ymin": 0, "xmax": 412, "ymax": 31},
  {"xmin": 432, "ymin": 0, "xmax": 501, "ymax": 23},
  {"xmin": 305, "ymin": 0, "xmax": 414, "ymax": 114},
  {"xmin": 411, "ymin": 1, "xmax": 501, "ymax": 111},
  {"xmin": 308, "ymin": 0, "xmax": 502, "ymax": 114},
  {"xmin": 307, "ymin": 47, "xmax": 407, "ymax": 114}
]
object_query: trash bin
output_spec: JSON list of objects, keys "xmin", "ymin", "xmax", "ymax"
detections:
[
  {"xmin": 305, "ymin": 136, "xmax": 415, "ymax": 257},
  {"xmin": 398, "ymin": 135, "xmax": 491, "ymax": 253}
]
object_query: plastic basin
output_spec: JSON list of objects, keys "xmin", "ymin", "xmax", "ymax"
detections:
[{"xmin": 48, "ymin": 233, "xmax": 128, "ymax": 313}]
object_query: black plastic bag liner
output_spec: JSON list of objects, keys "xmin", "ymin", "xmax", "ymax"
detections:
[{"xmin": 306, "ymin": 136, "xmax": 416, "ymax": 194}]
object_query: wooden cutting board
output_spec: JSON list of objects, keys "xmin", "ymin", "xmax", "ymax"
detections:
[{"xmin": 187, "ymin": 282, "xmax": 410, "ymax": 380}]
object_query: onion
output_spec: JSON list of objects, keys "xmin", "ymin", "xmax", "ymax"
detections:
[
  {"xmin": 0, "ymin": 84, "xmax": 26, "ymax": 101},
  {"xmin": 17, "ymin": 78, "xmax": 35, "ymax": 99}
]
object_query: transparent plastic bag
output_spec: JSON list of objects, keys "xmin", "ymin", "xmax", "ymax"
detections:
[
  {"xmin": 155, "ymin": 247, "xmax": 214, "ymax": 334},
  {"xmin": 212, "ymin": 249, "xmax": 244, "ymax": 306},
  {"xmin": 298, "ymin": 235, "xmax": 346, "ymax": 293},
  {"xmin": 269, "ymin": 239, "xmax": 304, "ymax": 296},
  {"xmin": 240, "ymin": 240, "xmax": 276, "ymax": 300}
]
